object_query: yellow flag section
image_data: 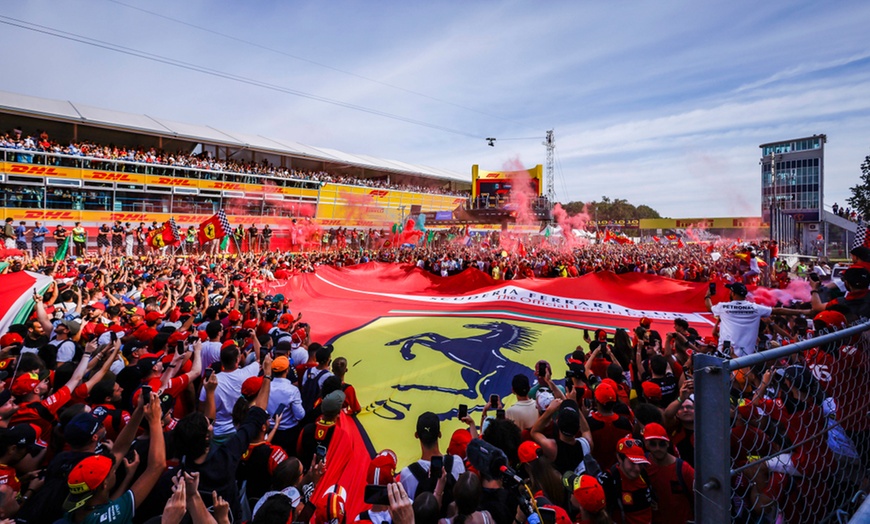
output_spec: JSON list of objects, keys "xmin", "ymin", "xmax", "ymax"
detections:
[{"xmin": 331, "ymin": 315, "xmax": 582, "ymax": 467}]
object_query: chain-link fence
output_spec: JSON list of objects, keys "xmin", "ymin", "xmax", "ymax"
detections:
[{"xmin": 694, "ymin": 319, "xmax": 870, "ymax": 523}]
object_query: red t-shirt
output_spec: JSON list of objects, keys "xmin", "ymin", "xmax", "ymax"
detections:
[
  {"xmin": 586, "ymin": 412, "xmax": 633, "ymax": 471},
  {"xmin": 0, "ymin": 464, "xmax": 21, "ymax": 492},
  {"xmin": 646, "ymin": 459, "xmax": 694, "ymax": 524},
  {"xmin": 10, "ymin": 386, "xmax": 72, "ymax": 446}
]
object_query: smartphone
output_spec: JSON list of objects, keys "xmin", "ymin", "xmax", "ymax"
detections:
[
  {"xmin": 363, "ymin": 484, "xmax": 390, "ymax": 505},
  {"xmin": 708, "ymin": 282, "xmax": 716, "ymax": 295},
  {"xmin": 540, "ymin": 508, "xmax": 557, "ymax": 524},
  {"xmin": 537, "ymin": 362, "xmax": 547, "ymax": 377},
  {"xmin": 565, "ymin": 380, "xmax": 574, "ymax": 394},
  {"xmin": 315, "ymin": 444, "xmax": 327, "ymax": 462},
  {"xmin": 187, "ymin": 335, "xmax": 198, "ymax": 344},
  {"xmin": 458, "ymin": 404, "xmax": 468, "ymax": 419},
  {"xmin": 204, "ymin": 368, "xmax": 215, "ymax": 381},
  {"xmin": 489, "ymin": 394, "xmax": 499, "ymax": 408},
  {"xmin": 496, "ymin": 409, "xmax": 506, "ymax": 420},
  {"xmin": 176, "ymin": 341, "xmax": 186, "ymax": 355},
  {"xmin": 110, "ymin": 331, "xmax": 118, "ymax": 343},
  {"xmin": 430, "ymin": 455, "xmax": 443, "ymax": 479},
  {"xmin": 141, "ymin": 385, "xmax": 152, "ymax": 399},
  {"xmin": 274, "ymin": 403, "xmax": 286, "ymax": 418}
]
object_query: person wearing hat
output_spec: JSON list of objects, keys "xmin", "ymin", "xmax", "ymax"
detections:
[
  {"xmin": 62, "ymin": 393, "xmax": 165, "ymax": 523},
  {"xmin": 810, "ymin": 266, "xmax": 870, "ymax": 320},
  {"xmin": 584, "ymin": 382, "xmax": 632, "ymax": 472},
  {"xmin": 42, "ymin": 318, "xmax": 81, "ymax": 367},
  {"xmin": 267, "ymin": 355, "xmax": 307, "ymax": 454},
  {"xmin": 530, "ymin": 398, "xmax": 594, "ymax": 475},
  {"xmin": 598, "ymin": 437, "xmax": 653, "ymax": 524},
  {"xmin": 296, "ymin": 389, "xmax": 346, "ymax": 468},
  {"xmin": 0, "ymin": 424, "xmax": 44, "ymax": 494},
  {"xmin": 705, "ymin": 281, "xmax": 803, "ymax": 358},
  {"xmin": 236, "ymin": 384, "xmax": 290, "ymax": 501},
  {"xmin": 643, "ymin": 423, "xmax": 694, "ymax": 524},
  {"xmin": 354, "ymin": 450, "xmax": 397, "ymax": 523},
  {"xmin": 571, "ymin": 474, "xmax": 610, "ymax": 524},
  {"xmin": 398, "ymin": 411, "xmax": 465, "ymax": 501}
]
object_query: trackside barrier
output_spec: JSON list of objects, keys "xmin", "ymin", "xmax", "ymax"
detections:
[{"xmin": 694, "ymin": 319, "xmax": 870, "ymax": 523}]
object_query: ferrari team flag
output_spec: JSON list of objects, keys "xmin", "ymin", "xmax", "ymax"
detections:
[
  {"xmin": 198, "ymin": 210, "xmax": 230, "ymax": 245},
  {"xmin": 147, "ymin": 220, "xmax": 179, "ymax": 249}
]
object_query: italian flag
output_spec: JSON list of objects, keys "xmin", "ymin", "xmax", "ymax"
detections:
[{"xmin": 0, "ymin": 271, "xmax": 54, "ymax": 335}]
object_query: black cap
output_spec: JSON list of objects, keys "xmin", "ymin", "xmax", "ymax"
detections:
[
  {"xmin": 725, "ymin": 282, "xmax": 748, "ymax": 296},
  {"xmin": 3, "ymin": 424, "xmax": 44, "ymax": 454},
  {"xmin": 416, "ymin": 411, "xmax": 441, "ymax": 441},
  {"xmin": 851, "ymin": 246, "xmax": 870, "ymax": 262},
  {"xmin": 557, "ymin": 400, "xmax": 581, "ymax": 436},
  {"xmin": 844, "ymin": 267, "xmax": 870, "ymax": 288},
  {"xmin": 64, "ymin": 411, "xmax": 108, "ymax": 447}
]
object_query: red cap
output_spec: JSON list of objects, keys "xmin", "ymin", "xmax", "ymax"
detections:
[
  {"xmin": 197, "ymin": 330, "xmax": 209, "ymax": 342},
  {"xmin": 572, "ymin": 474, "xmax": 606, "ymax": 513},
  {"xmin": 642, "ymin": 422, "xmax": 670, "ymax": 442},
  {"xmin": 518, "ymin": 440, "xmax": 542, "ymax": 464},
  {"xmin": 446, "ymin": 429, "xmax": 472, "ymax": 458},
  {"xmin": 277, "ymin": 314, "xmax": 294, "ymax": 329},
  {"xmin": 616, "ymin": 437, "xmax": 650, "ymax": 465},
  {"xmin": 639, "ymin": 317, "xmax": 652, "ymax": 328},
  {"xmin": 366, "ymin": 453, "xmax": 396, "ymax": 485},
  {"xmin": 228, "ymin": 310, "xmax": 242, "ymax": 322},
  {"xmin": 815, "ymin": 310, "xmax": 847, "ymax": 330},
  {"xmin": 593, "ymin": 383, "xmax": 617, "ymax": 404},
  {"xmin": 241, "ymin": 376, "xmax": 263, "ymax": 399},
  {"xmin": 243, "ymin": 319, "xmax": 259, "ymax": 330},
  {"xmin": 0, "ymin": 333, "xmax": 24, "ymax": 347},
  {"xmin": 11, "ymin": 371, "xmax": 42, "ymax": 396},
  {"xmin": 64, "ymin": 455, "xmax": 113, "ymax": 512},
  {"xmin": 315, "ymin": 486, "xmax": 346, "ymax": 524},
  {"xmin": 641, "ymin": 381, "xmax": 662, "ymax": 401},
  {"xmin": 221, "ymin": 340, "xmax": 238, "ymax": 350},
  {"xmin": 91, "ymin": 302, "xmax": 106, "ymax": 311},
  {"xmin": 144, "ymin": 311, "xmax": 164, "ymax": 323}
]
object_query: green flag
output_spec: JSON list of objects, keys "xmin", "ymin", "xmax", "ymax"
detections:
[
  {"xmin": 53, "ymin": 237, "xmax": 71, "ymax": 262},
  {"xmin": 220, "ymin": 236, "xmax": 230, "ymax": 252}
]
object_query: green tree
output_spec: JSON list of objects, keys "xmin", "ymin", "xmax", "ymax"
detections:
[
  {"xmin": 847, "ymin": 155, "xmax": 870, "ymax": 218},
  {"xmin": 560, "ymin": 196, "xmax": 661, "ymax": 221}
]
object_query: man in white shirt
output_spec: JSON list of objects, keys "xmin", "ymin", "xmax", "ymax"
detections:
[
  {"xmin": 399, "ymin": 411, "xmax": 465, "ymax": 499},
  {"xmin": 706, "ymin": 282, "xmax": 802, "ymax": 358},
  {"xmin": 200, "ymin": 321, "xmax": 224, "ymax": 372},
  {"xmin": 505, "ymin": 374, "xmax": 538, "ymax": 431},
  {"xmin": 198, "ymin": 339, "xmax": 261, "ymax": 445}
]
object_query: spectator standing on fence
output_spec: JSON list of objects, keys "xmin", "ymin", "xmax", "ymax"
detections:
[
  {"xmin": 31, "ymin": 221, "xmax": 48, "ymax": 256},
  {"xmin": 14, "ymin": 221, "xmax": 28, "ymax": 252},
  {"xmin": 72, "ymin": 222, "xmax": 87, "ymax": 257},
  {"xmin": 810, "ymin": 266, "xmax": 870, "ymax": 320},
  {"xmin": 705, "ymin": 282, "xmax": 802, "ymax": 358},
  {"xmin": 3, "ymin": 218, "xmax": 15, "ymax": 250}
]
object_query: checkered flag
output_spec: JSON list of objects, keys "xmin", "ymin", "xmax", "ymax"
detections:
[
  {"xmin": 854, "ymin": 222, "xmax": 869, "ymax": 250},
  {"xmin": 217, "ymin": 209, "xmax": 231, "ymax": 234},
  {"xmin": 169, "ymin": 217, "xmax": 181, "ymax": 244}
]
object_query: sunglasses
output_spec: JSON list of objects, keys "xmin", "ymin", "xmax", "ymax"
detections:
[{"xmin": 618, "ymin": 439, "xmax": 643, "ymax": 452}]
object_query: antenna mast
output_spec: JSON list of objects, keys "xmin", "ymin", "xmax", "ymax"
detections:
[{"xmin": 544, "ymin": 129, "xmax": 555, "ymax": 204}]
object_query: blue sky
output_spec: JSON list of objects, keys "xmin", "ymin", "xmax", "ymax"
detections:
[{"xmin": 1, "ymin": 0, "xmax": 869, "ymax": 217}]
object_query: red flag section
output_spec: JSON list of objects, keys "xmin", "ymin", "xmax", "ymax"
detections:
[{"xmin": 263, "ymin": 264, "xmax": 715, "ymax": 470}]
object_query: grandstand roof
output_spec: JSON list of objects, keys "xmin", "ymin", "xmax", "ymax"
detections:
[{"xmin": 0, "ymin": 90, "xmax": 468, "ymax": 183}]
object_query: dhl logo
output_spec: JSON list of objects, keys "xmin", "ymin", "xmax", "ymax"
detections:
[
  {"xmin": 210, "ymin": 182, "xmax": 244, "ymax": 190},
  {"xmin": 110, "ymin": 213, "xmax": 148, "ymax": 221},
  {"xmin": 10, "ymin": 165, "xmax": 64, "ymax": 175},
  {"xmin": 368, "ymin": 190, "xmax": 389, "ymax": 197},
  {"xmin": 153, "ymin": 177, "xmax": 194, "ymax": 186},
  {"xmin": 453, "ymin": 198, "xmax": 466, "ymax": 204},
  {"xmin": 676, "ymin": 219, "xmax": 714, "ymax": 228},
  {"xmin": 321, "ymin": 220, "xmax": 342, "ymax": 225},
  {"xmin": 483, "ymin": 173, "xmax": 505, "ymax": 178},
  {"xmin": 22, "ymin": 211, "xmax": 76, "ymax": 219},
  {"xmin": 90, "ymin": 172, "xmax": 137, "ymax": 181}
]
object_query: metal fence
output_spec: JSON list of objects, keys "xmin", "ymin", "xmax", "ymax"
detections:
[{"xmin": 694, "ymin": 319, "xmax": 870, "ymax": 523}]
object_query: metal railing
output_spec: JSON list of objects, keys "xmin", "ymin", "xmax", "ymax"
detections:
[{"xmin": 695, "ymin": 319, "xmax": 870, "ymax": 523}]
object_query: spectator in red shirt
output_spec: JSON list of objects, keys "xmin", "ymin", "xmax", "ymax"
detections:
[
  {"xmin": 600, "ymin": 437, "xmax": 654, "ymax": 524},
  {"xmin": 586, "ymin": 383, "xmax": 633, "ymax": 471},
  {"xmin": 642, "ymin": 423, "xmax": 694, "ymax": 524}
]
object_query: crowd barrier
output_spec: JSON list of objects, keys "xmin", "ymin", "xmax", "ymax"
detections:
[{"xmin": 694, "ymin": 320, "xmax": 870, "ymax": 523}]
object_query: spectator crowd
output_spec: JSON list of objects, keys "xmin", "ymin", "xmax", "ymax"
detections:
[
  {"xmin": 0, "ymin": 127, "xmax": 469, "ymax": 197},
  {"xmin": 0, "ymin": 234, "xmax": 865, "ymax": 523}
]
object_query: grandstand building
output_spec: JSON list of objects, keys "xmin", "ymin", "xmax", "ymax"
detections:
[{"xmin": 0, "ymin": 90, "xmax": 471, "ymax": 250}]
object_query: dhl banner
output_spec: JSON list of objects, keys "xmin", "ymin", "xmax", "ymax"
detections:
[
  {"xmin": 639, "ymin": 217, "xmax": 768, "ymax": 230},
  {"xmin": 262, "ymin": 263, "xmax": 715, "ymax": 470}
]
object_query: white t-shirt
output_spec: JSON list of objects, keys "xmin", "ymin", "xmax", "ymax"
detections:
[
  {"xmin": 710, "ymin": 300, "xmax": 772, "ymax": 357},
  {"xmin": 399, "ymin": 455, "xmax": 466, "ymax": 499},
  {"xmin": 200, "ymin": 340, "xmax": 222, "ymax": 372},
  {"xmin": 198, "ymin": 363, "xmax": 261, "ymax": 435}
]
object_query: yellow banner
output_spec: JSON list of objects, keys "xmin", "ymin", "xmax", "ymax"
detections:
[{"xmin": 639, "ymin": 217, "xmax": 767, "ymax": 229}]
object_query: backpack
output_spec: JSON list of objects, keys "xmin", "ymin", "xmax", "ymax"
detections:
[
  {"xmin": 674, "ymin": 457, "xmax": 693, "ymax": 512},
  {"xmin": 573, "ymin": 437, "xmax": 602, "ymax": 478},
  {"xmin": 408, "ymin": 455, "xmax": 457, "ymax": 516},
  {"xmin": 300, "ymin": 368, "xmax": 328, "ymax": 413},
  {"xmin": 38, "ymin": 339, "xmax": 82, "ymax": 369}
]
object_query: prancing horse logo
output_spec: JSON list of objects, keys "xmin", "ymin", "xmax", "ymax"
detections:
[{"xmin": 386, "ymin": 321, "xmax": 539, "ymax": 401}]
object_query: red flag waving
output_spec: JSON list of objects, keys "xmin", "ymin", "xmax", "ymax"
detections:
[{"xmin": 198, "ymin": 210, "xmax": 229, "ymax": 245}]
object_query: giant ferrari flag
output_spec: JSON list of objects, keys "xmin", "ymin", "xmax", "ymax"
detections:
[
  {"xmin": 263, "ymin": 263, "xmax": 716, "ymax": 469},
  {"xmin": 198, "ymin": 210, "xmax": 230, "ymax": 245}
]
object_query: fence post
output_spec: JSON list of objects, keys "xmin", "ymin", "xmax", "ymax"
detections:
[{"xmin": 693, "ymin": 353, "xmax": 731, "ymax": 523}]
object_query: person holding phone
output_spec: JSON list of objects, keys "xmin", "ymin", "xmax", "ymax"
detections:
[
  {"xmin": 266, "ymin": 356, "xmax": 306, "ymax": 453},
  {"xmin": 505, "ymin": 374, "xmax": 537, "ymax": 431},
  {"xmin": 398, "ymin": 411, "xmax": 465, "ymax": 506}
]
